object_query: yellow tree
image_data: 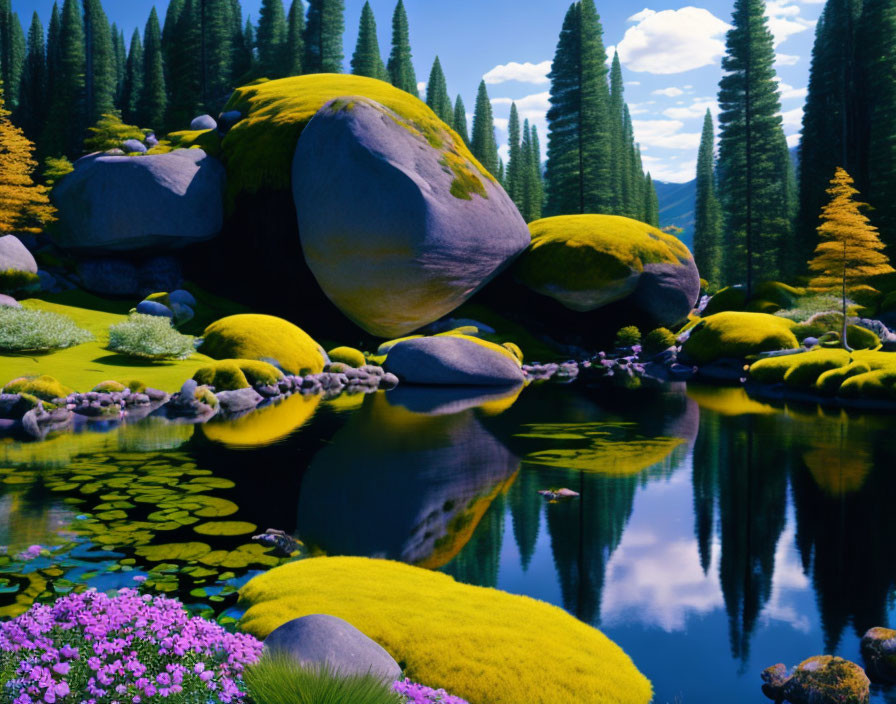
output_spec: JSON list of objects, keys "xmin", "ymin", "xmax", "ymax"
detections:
[
  {"xmin": 0, "ymin": 85, "xmax": 55, "ymax": 234},
  {"xmin": 808, "ymin": 167, "xmax": 894, "ymax": 350}
]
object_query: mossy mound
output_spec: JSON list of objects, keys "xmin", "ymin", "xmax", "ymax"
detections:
[
  {"xmin": 704, "ymin": 282, "xmax": 804, "ymax": 316},
  {"xmin": 516, "ymin": 214, "xmax": 694, "ymax": 313},
  {"xmin": 327, "ymin": 346, "xmax": 366, "ymax": 368},
  {"xmin": 221, "ymin": 74, "xmax": 491, "ymax": 202},
  {"xmin": 3, "ymin": 375, "xmax": 73, "ymax": 402},
  {"xmin": 239, "ymin": 557, "xmax": 652, "ymax": 704},
  {"xmin": 192, "ymin": 359, "xmax": 284, "ymax": 391},
  {"xmin": 683, "ymin": 312, "xmax": 799, "ymax": 364},
  {"xmin": 200, "ymin": 314, "xmax": 324, "ymax": 376},
  {"xmin": 749, "ymin": 349, "xmax": 896, "ymax": 399},
  {"xmin": 91, "ymin": 380, "xmax": 127, "ymax": 393},
  {"xmin": 785, "ymin": 656, "xmax": 870, "ymax": 704}
]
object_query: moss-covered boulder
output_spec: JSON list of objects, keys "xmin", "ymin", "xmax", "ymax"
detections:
[
  {"xmin": 293, "ymin": 95, "xmax": 529, "ymax": 337},
  {"xmin": 515, "ymin": 215, "xmax": 700, "ymax": 327},
  {"xmin": 192, "ymin": 359, "xmax": 284, "ymax": 391},
  {"xmin": 384, "ymin": 335, "xmax": 524, "ymax": 386},
  {"xmin": 860, "ymin": 627, "xmax": 896, "ymax": 683},
  {"xmin": 783, "ymin": 656, "xmax": 870, "ymax": 704},
  {"xmin": 683, "ymin": 312, "xmax": 799, "ymax": 364},
  {"xmin": 327, "ymin": 346, "xmax": 366, "ymax": 368},
  {"xmin": 200, "ymin": 314, "xmax": 324, "ymax": 376},
  {"xmin": 3, "ymin": 375, "xmax": 73, "ymax": 402},
  {"xmin": 239, "ymin": 557, "xmax": 653, "ymax": 704},
  {"xmin": 0, "ymin": 236, "xmax": 39, "ymax": 296}
]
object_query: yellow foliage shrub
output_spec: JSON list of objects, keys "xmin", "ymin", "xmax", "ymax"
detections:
[{"xmin": 239, "ymin": 557, "xmax": 652, "ymax": 704}]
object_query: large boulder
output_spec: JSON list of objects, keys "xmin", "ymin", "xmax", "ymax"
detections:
[
  {"xmin": 514, "ymin": 215, "xmax": 700, "ymax": 327},
  {"xmin": 0, "ymin": 235, "xmax": 37, "ymax": 274},
  {"xmin": 51, "ymin": 149, "xmax": 225, "ymax": 253},
  {"xmin": 783, "ymin": 656, "xmax": 870, "ymax": 704},
  {"xmin": 293, "ymin": 96, "xmax": 529, "ymax": 338},
  {"xmin": 263, "ymin": 614, "xmax": 401, "ymax": 682},
  {"xmin": 384, "ymin": 335, "xmax": 525, "ymax": 386}
]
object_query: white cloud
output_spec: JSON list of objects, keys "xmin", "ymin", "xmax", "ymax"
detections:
[
  {"xmin": 482, "ymin": 60, "xmax": 551, "ymax": 86},
  {"xmin": 493, "ymin": 117, "xmax": 509, "ymax": 132},
  {"xmin": 766, "ymin": 0, "xmax": 815, "ymax": 46},
  {"xmin": 653, "ymin": 87, "xmax": 684, "ymax": 97},
  {"xmin": 632, "ymin": 119, "xmax": 701, "ymax": 150},
  {"xmin": 775, "ymin": 53, "xmax": 800, "ymax": 66},
  {"xmin": 780, "ymin": 106, "xmax": 804, "ymax": 131},
  {"xmin": 615, "ymin": 7, "xmax": 731, "ymax": 74},
  {"xmin": 774, "ymin": 79, "xmax": 808, "ymax": 100},
  {"xmin": 498, "ymin": 144, "xmax": 510, "ymax": 164},
  {"xmin": 490, "ymin": 92, "xmax": 551, "ymax": 160},
  {"xmin": 787, "ymin": 133, "xmax": 801, "ymax": 148},
  {"xmin": 663, "ymin": 99, "xmax": 718, "ymax": 120},
  {"xmin": 628, "ymin": 102, "xmax": 653, "ymax": 115},
  {"xmin": 641, "ymin": 156, "xmax": 699, "ymax": 183},
  {"xmin": 417, "ymin": 82, "xmax": 427, "ymax": 94},
  {"xmin": 627, "ymin": 81, "xmax": 642, "ymax": 86}
]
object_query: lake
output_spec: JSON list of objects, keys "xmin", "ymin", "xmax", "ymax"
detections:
[{"xmin": 0, "ymin": 382, "xmax": 893, "ymax": 703}]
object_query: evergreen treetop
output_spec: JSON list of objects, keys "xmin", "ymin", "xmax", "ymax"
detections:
[
  {"xmin": 351, "ymin": 1, "xmax": 387, "ymax": 80},
  {"xmin": 387, "ymin": 0, "xmax": 417, "ymax": 96}
]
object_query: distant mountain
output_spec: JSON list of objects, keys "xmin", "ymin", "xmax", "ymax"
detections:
[{"xmin": 654, "ymin": 179, "xmax": 696, "ymax": 250}]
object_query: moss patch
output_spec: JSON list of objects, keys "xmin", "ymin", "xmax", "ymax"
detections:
[
  {"xmin": 327, "ymin": 346, "xmax": 366, "ymax": 368},
  {"xmin": 239, "ymin": 557, "xmax": 652, "ymax": 704},
  {"xmin": 221, "ymin": 74, "xmax": 493, "ymax": 203},
  {"xmin": 683, "ymin": 312, "xmax": 799, "ymax": 364},
  {"xmin": 2, "ymin": 375, "xmax": 74, "ymax": 402},
  {"xmin": 0, "ymin": 270, "xmax": 40, "ymax": 296},
  {"xmin": 193, "ymin": 359, "xmax": 284, "ymax": 391}
]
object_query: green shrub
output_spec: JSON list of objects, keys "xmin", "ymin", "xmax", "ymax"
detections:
[
  {"xmin": 615, "ymin": 326, "xmax": 642, "ymax": 348},
  {"xmin": 108, "ymin": 314, "xmax": 196, "ymax": 360},
  {"xmin": 244, "ymin": 656, "xmax": 402, "ymax": 704},
  {"xmin": 3, "ymin": 375, "xmax": 73, "ymax": 402},
  {"xmin": 327, "ymin": 346, "xmax": 366, "ymax": 368},
  {"xmin": 0, "ymin": 307, "xmax": 93, "ymax": 351},
  {"xmin": 83, "ymin": 113, "xmax": 146, "ymax": 153},
  {"xmin": 193, "ymin": 359, "xmax": 283, "ymax": 391},
  {"xmin": 881, "ymin": 291, "xmax": 896, "ymax": 313},
  {"xmin": 43, "ymin": 156, "xmax": 74, "ymax": 187},
  {"xmin": 644, "ymin": 328, "xmax": 676, "ymax": 356},
  {"xmin": 194, "ymin": 385, "xmax": 219, "ymax": 407},
  {"xmin": 0, "ymin": 269, "xmax": 40, "ymax": 296}
]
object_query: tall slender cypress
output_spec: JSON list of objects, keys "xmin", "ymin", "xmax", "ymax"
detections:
[
  {"xmin": 387, "ymin": 0, "xmax": 416, "ymax": 95},
  {"xmin": 45, "ymin": 3, "xmax": 61, "ymax": 103},
  {"xmin": 161, "ymin": 0, "xmax": 184, "ymax": 87},
  {"xmin": 256, "ymin": 0, "xmax": 287, "ymax": 77},
  {"xmin": 351, "ymin": 1, "xmax": 386, "ymax": 79},
  {"xmin": 644, "ymin": 173, "xmax": 660, "ymax": 227},
  {"xmin": 111, "ymin": 25, "xmax": 126, "ymax": 103},
  {"xmin": 471, "ymin": 80, "xmax": 499, "ymax": 176},
  {"xmin": 43, "ymin": 0, "xmax": 85, "ymax": 156},
  {"xmin": 505, "ymin": 102, "xmax": 523, "ymax": 208},
  {"xmin": 304, "ymin": 0, "xmax": 345, "ymax": 74},
  {"xmin": 166, "ymin": 0, "xmax": 201, "ymax": 129},
  {"xmin": 17, "ymin": 12, "xmax": 47, "ymax": 140},
  {"xmin": 83, "ymin": 0, "xmax": 116, "ymax": 125},
  {"xmin": 139, "ymin": 7, "xmax": 167, "ymax": 130},
  {"xmin": 453, "ymin": 95, "xmax": 468, "ymax": 144},
  {"xmin": 716, "ymin": 0, "xmax": 793, "ymax": 293},
  {"xmin": 544, "ymin": 1, "xmax": 613, "ymax": 216},
  {"xmin": 608, "ymin": 51, "xmax": 626, "ymax": 212},
  {"xmin": 199, "ymin": 0, "xmax": 234, "ymax": 107},
  {"xmin": 121, "ymin": 29, "xmax": 143, "ymax": 124},
  {"xmin": 694, "ymin": 109, "xmax": 723, "ymax": 283},
  {"xmin": 529, "ymin": 125, "xmax": 544, "ymax": 221},
  {"xmin": 285, "ymin": 0, "xmax": 304, "ymax": 76},
  {"xmin": 425, "ymin": 56, "xmax": 452, "ymax": 123}
]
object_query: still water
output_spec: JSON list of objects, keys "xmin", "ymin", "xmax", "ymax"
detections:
[{"xmin": 0, "ymin": 382, "xmax": 894, "ymax": 703}]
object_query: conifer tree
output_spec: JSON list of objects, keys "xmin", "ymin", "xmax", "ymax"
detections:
[
  {"xmin": 121, "ymin": 29, "xmax": 143, "ymax": 124},
  {"xmin": 452, "ymin": 94, "xmax": 468, "ymax": 144},
  {"xmin": 808, "ymin": 168, "xmax": 894, "ymax": 349},
  {"xmin": 229, "ymin": 0, "xmax": 247, "ymax": 75},
  {"xmin": 304, "ymin": 0, "xmax": 345, "ymax": 74},
  {"xmin": 257, "ymin": 0, "xmax": 287, "ymax": 77},
  {"xmin": 198, "ymin": 0, "xmax": 234, "ymax": 106},
  {"xmin": 425, "ymin": 56, "xmax": 452, "ymax": 123},
  {"xmin": 111, "ymin": 25, "xmax": 126, "ymax": 102},
  {"xmin": 694, "ymin": 109, "xmax": 723, "ymax": 283},
  {"xmin": 529, "ymin": 124, "xmax": 544, "ymax": 220},
  {"xmin": 351, "ymin": 1, "xmax": 386, "ymax": 79},
  {"xmin": 18, "ymin": 12, "xmax": 47, "ymax": 140},
  {"xmin": 166, "ymin": 0, "xmax": 201, "ymax": 129},
  {"xmin": 644, "ymin": 173, "xmax": 660, "ymax": 227},
  {"xmin": 232, "ymin": 17, "xmax": 255, "ymax": 78},
  {"xmin": 161, "ymin": 0, "xmax": 183, "ymax": 87},
  {"xmin": 0, "ymin": 87, "xmax": 54, "ymax": 233},
  {"xmin": 285, "ymin": 0, "xmax": 304, "ymax": 76},
  {"xmin": 387, "ymin": 0, "xmax": 416, "ymax": 95},
  {"xmin": 505, "ymin": 102, "xmax": 523, "ymax": 208},
  {"xmin": 544, "ymin": 0, "xmax": 613, "ymax": 216},
  {"xmin": 0, "ymin": 2, "xmax": 25, "ymax": 112},
  {"xmin": 857, "ymin": 0, "xmax": 896, "ymax": 249},
  {"xmin": 621, "ymin": 104, "xmax": 638, "ymax": 217},
  {"xmin": 45, "ymin": 3, "xmax": 61, "ymax": 105},
  {"xmin": 140, "ymin": 7, "xmax": 167, "ymax": 130},
  {"xmin": 43, "ymin": 0, "xmax": 85, "ymax": 157},
  {"xmin": 608, "ymin": 51, "xmax": 625, "ymax": 212},
  {"xmin": 83, "ymin": 0, "xmax": 116, "ymax": 125},
  {"xmin": 471, "ymin": 80, "xmax": 499, "ymax": 176},
  {"xmin": 716, "ymin": 0, "xmax": 793, "ymax": 295}
]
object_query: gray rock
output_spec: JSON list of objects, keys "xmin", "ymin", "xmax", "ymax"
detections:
[
  {"xmin": 136, "ymin": 300, "xmax": 174, "ymax": 318},
  {"xmin": 264, "ymin": 614, "xmax": 400, "ymax": 682},
  {"xmin": 0, "ymin": 293, "xmax": 20, "ymax": 308},
  {"xmin": 52, "ymin": 149, "xmax": 225, "ymax": 253},
  {"xmin": 122, "ymin": 139, "xmax": 147, "ymax": 154},
  {"xmin": 145, "ymin": 133, "xmax": 159, "ymax": 148},
  {"xmin": 0, "ymin": 235, "xmax": 37, "ymax": 274},
  {"xmin": 802, "ymin": 336, "xmax": 819, "ymax": 349},
  {"xmin": 216, "ymin": 387, "xmax": 263, "ymax": 414},
  {"xmin": 77, "ymin": 258, "xmax": 140, "ymax": 296},
  {"xmin": 0, "ymin": 394, "xmax": 23, "ymax": 418},
  {"xmin": 168, "ymin": 289, "xmax": 197, "ymax": 307},
  {"xmin": 630, "ymin": 259, "xmax": 702, "ymax": 327},
  {"xmin": 860, "ymin": 627, "xmax": 896, "ymax": 683},
  {"xmin": 217, "ymin": 110, "xmax": 242, "ymax": 133},
  {"xmin": 294, "ymin": 96, "xmax": 530, "ymax": 338},
  {"xmin": 170, "ymin": 302, "xmax": 194, "ymax": 325},
  {"xmin": 190, "ymin": 114, "xmax": 217, "ymax": 131},
  {"xmin": 384, "ymin": 336, "xmax": 524, "ymax": 386},
  {"xmin": 761, "ymin": 664, "xmax": 790, "ymax": 701}
]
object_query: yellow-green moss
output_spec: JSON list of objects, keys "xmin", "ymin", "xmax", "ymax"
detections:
[
  {"xmin": 750, "ymin": 349, "xmax": 850, "ymax": 385},
  {"xmin": 221, "ymin": 74, "xmax": 493, "ymax": 203},
  {"xmin": 816, "ymin": 361, "xmax": 871, "ymax": 395},
  {"xmin": 327, "ymin": 346, "xmax": 366, "ymax": 368},
  {"xmin": 839, "ymin": 368, "xmax": 896, "ymax": 400},
  {"xmin": 164, "ymin": 129, "xmax": 222, "ymax": 157},
  {"xmin": 846, "ymin": 325, "xmax": 880, "ymax": 350},
  {"xmin": 788, "ymin": 656, "xmax": 870, "ymax": 704},
  {"xmin": 705, "ymin": 282, "xmax": 803, "ymax": 316},
  {"xmin": 0, "ymin": 269, "xmax": 40, "ymax": 296},
  {"xmin": 3, "ymin": 375, "xmax": 73, "ymax": 402},
  {"xmin": 92, "ymin": 380, "xmax": 127, "ymax": 393},
  {"xmin": 193, "ymin": 359, "xmax": 284, "ymax": 391},
  {"xmin": 200, "ymin": 314, "xmax": 324, "ymax": 376},
  {"xmin": 749, "ymin": 348, "xmax": 896, "ymax": 398},
  {"xmin": 502, "ymin": 341, "xmax": 524, "ymax": 363},
  {"xmin": 239, "ymin": 557, "xmax": 652, "ymax": 704},
  {"xmin": 516, "ymin": 215, "xmax": 692, "ymax": 302},
  {"xmin": 683, "ymin": 312, "xmax": 799, "ymax": 364}
]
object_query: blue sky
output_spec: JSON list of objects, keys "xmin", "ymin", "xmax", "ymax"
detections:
[{"xmin": 12, "ymin": 0, "xmax": 823, "ymax": 182}]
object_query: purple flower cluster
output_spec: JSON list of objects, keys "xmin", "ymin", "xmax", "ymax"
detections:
[
  {"xmin": 0, "ymin": 588, "xmax": 262, "ymax": 703},
  {"xmin": 393, "ymin": 678, "xmax": 469, "ymax": 704},
  {"xmin": 15, "ymin": 545, "xmax": 44, "ymax": 562}
]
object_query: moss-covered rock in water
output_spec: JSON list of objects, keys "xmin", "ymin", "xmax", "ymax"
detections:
[
  {"xmin": 515, "ymin": 215, "xmax": 700, "ymax": 327},
  {"xmin": 293, "ymin": 95, "xmax": 529, "ymax": 338},
  {"xmin": 860, "ymin": 627, "xmax": 896, "ymax": 683},
  {"xmin": 783, "ymin": 656, "xmax": 870, "ymax": 704},
  {"xmin": 192, "ymin": 359, "xmax": 284, "ymax": 391},
  {"xmin": 683, "ymin": 312, "xmax": 799, "ymax": 364},
  {"xmin": 327, "ymin": 346, "xmax": 366, "ymax": 368},
  {"xmin": 3, "ymin": 375, "xmax": 74, "ymax": 402},
  {"xmin": 200, "ymin": 314, "xmax": 323, "ymax": 376}
]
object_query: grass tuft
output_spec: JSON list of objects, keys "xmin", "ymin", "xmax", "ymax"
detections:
[
  {"xmin": 108, "ymin": 314, "xmax": 196, "ymax": 360},
  {"xmin": 0, "ymin": 307, "xmax": 93, "ymax": 351}
]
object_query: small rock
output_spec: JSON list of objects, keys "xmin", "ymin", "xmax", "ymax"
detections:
[
  {"xmin": 190, "ymin": 114, "xmax": 217, "ymax": 131},
  {"xmin": 251, "ymin": 529, "xmax": 301, "ymax": 556},
  {"xmin": 860, "ymin": 627, "xmax": 896, "ymax": 683},
  {"xmin": 145, "ymin": 133, "xmax": 159, "ymax": 148},
  {"xmin": 168, "ymin": 289, "xmax": 197, "ymax": 307},
  {"xmin": 263, "ymin": 614, "xmax": 401, "ymax": 682},
  {"xmin": 136, "ymin": 300, "xmax": 174, "ymax": 318},
  {"xmin": 216, "ymin": 388, "xmax": 263, "ymax": 414},
  {"xmin": 122, "ymin": 139, "xmax": 147, "ymax": 154},
  {"xmin": 761, "ymin": 663, "xmax": 790, "ymax": 702},
  {"xmin": 538, "ymin": 488, "xmax": 580, "ymax": 501}
]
